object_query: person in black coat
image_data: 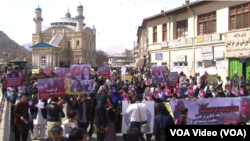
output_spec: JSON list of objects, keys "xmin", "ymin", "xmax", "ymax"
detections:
[
  {"xmin": 88, "ymin": 93, "xmax": 97, "ymax": 138},
  {"xmin": 136, "ymin": 82, "xmax": 146, "ymax": 95},
  {"xmin": 94, "ymin": 95, "xmax": 108, "ymax": 141},
  {"xmin": 154, "ymin": 103, "xmax": 175, "ymax": 141},
  {"xmin": 73, "ymin": 94, "xmax": 91, "ymax": 130},
  {"xmin": 64, "ymin": 94, "xmax": 77, "ymax": 118}
]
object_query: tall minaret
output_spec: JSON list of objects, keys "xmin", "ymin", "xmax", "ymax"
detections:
[
  {"xmin": 33, "ymin": 5, "xmax": 43, "ymax": 33},
  {"xmin": 76, "ymin": 2, "xmax": 84, "ymax": 32}
]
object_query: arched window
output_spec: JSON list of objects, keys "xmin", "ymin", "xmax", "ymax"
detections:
[
  {"xmin": 67, "ymin": 59, "xmax": 71, "ymax": 65},
  {"xmin": 41, "ymin": 56, "xmax": 46, "ymax": 67},
  {"xmin": 67, "ymin": 41, "xmax": 71, "ymax": 49}
]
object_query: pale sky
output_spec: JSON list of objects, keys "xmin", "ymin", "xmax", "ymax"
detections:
[{"xmin": 0, "ymin": 0, "xmax": 196, "ymax": 54}]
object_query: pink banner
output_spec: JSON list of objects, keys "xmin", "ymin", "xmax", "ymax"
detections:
[
  {"xmin": 4, "ymin": 73, "xmax": 24, "ymax": 88},
  {"xmin": 167, "ymin": 72, "xmax": 178, "ymax": 89},
  {"xmin": 43, "ymin": 68, "xmax": 52, "ymax": 75},
  {"xmin": 37, "ymin": 78, "xmax": 65, "ymax": 99}
]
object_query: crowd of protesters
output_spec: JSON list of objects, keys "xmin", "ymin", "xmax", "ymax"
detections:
[{"xmin": 1, "ymin": 63, "xmax": 250, "ymax": 141}]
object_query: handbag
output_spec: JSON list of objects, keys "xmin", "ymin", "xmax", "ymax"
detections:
[{"xmin": 136, "ymin": 103, "xmax": 150, "ymax": 133}]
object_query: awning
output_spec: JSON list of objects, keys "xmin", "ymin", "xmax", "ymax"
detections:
[{"xmin": 136, "ymin": 58, "xmax": 144, "ymax": 67}]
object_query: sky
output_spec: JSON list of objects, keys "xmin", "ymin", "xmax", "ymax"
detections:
[{"xmin": 0, "ymin": 0, "xmax": 196, "ymax": 54}]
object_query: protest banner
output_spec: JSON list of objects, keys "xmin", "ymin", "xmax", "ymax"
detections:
[
  {"xmin": 165, "ymin": 103, "xmax": 173, "ymax": 118},
  {"xmin": 125, "ymin": 75, "xmax": 132, "ymax": 83},
  {"xmin": 167, "ymin": 72, "xmax": 178, "ymax": 88},
  {"xmin": 43, "ymin": 68, "xmax": 52, "ymax": 75},
  {"xmin": 70, "ymin": 79, "xmax": 94, "ymax": 96},
  {"xmin": 65, "ymin": 79, "xmax": 84, "ymax": 95},
  {"xmin": 98, "ymin": 67, "xmax": 111, "ymax": 76},
  {"xmin": 37, "ymin": 78, "xmax": 65, "ymax": 99},
  {"xmin": 4, "ymin": 73, "xmax": 24, "ymax": 88},
  {"xmin": 207, "ymin": 75, "xmax": 218, "ymax": 87},
  {"xmin": 169, "ymin": 97, "xmax": 250, "ymax": 125},
  {"xmin": 32, "ymin": 69, "xmax": 39, "ymax": 74},
  {"xmin": 151, "ymin": 66, "xmax": 165, "ymax": 84},
  {"xmin": 55, "ymin": 68, "xmax": 70, "ymax": 86},
  {"xmin": 122, "ymin": 101, "xmax": 154, "ymax": 134}
]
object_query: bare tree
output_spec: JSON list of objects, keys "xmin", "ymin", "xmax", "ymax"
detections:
[
  {"xmin": 96, "ymin": 50, "xmax": 108, "ymax": 66},
  {"xmin": 122, "ymin": 49, "xmax": 133, "ymax": 61}
]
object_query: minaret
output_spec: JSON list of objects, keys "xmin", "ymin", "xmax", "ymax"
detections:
[
  {"xmin": 76, "ymin": 2, "xmax": 84, "ymax": 32},
  {"xmin": 65, "ymin": 7, "xmax": 71, "ymax": 18},
  {"xmin": 33, "ymin": 5, "xmax": 43, "ymax": 33},
  {"xmin": 92, "ymin": 25, "xmax": 96, "ymax": 36}
]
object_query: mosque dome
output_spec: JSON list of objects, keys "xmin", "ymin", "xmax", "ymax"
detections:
[
  {"xmin": 36, "ymin": 5, "xmax": 42, "ymax": 11},
  {"xmin": 77, "ymin": 3, "xmax": 83, "ymax": 9}
]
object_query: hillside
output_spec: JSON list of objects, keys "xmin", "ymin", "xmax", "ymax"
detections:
[{"xmin": 0, "ymin": 31, "xmax": 31, "ymax": 62}]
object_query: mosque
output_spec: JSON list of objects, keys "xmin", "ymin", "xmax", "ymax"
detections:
[{"xmin": 31, "ymin": 3, "xmax": 96, "ymax": 68}]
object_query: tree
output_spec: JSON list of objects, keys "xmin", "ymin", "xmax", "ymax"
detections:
[
  {"xmin": 96, "ymin": 50, "xmax": 108, "ymax": 66},
  {"xmin": 122, "ymin": 49, "xmax": 133, "ymax": 61}
]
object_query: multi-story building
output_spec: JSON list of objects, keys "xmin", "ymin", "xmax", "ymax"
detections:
[
  {"xmin": 137, "ymin": 0, "xmax": 250, "ymax": 83},
  {"xmin": 31, "ymin": 3, "xmax": 96, "ymax": 68}
]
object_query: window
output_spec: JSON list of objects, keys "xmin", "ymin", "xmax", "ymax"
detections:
[
  {"xmin": 212, "ymin": 61, "xmax": 216, "ymax": 67},
  {"xmin": 86, "ymin": 59, "xmax": 88, "ymax": 64},
  {"xmin": 174, "ymin": 63, "xmax": 178, "ymax": 66},
  {"xmin": 162, "ymin": 24, "xmax": 167, "ymax": 41},
  {"xmin": 76, "ymin": 58, "xmax": 80, "ymax": 64},
  {"xmin": 177, "ymin": 20, "xmax": 188, "ymax": 39},
  {"xmin": 153, "ymin": 26, "xmax": 157, "ymax": 43},
  {"xmin": 67, "ymin": 59, "xmax": 71, "ymax": 65},
  {"xmin": 41, "ymin": 56, "xmax": 46, "ymax": 67},
  {"xmin": 198, "ymin": 62, "xmax": 203, "ymax": 67},
  {"xmin": 184, "ymin": 63, "xmax": 188, "ymax": 66},
  {"xmin": 179, "ymin": 63, "xmax": 183, "ymax": 66},
  {"xmin": 162, "ymin": 63, "xmax": 167, "ymax": 65},
  {"xmin": 198, "ymin": 12, "xmax": 216, "ymax": 35},
  {"xmin": 230, "ymin": 3, "xmax": 250, "ymax": 30},
  {"xmin": 77, "ymin": 40, "xmax": 79, "ymax": 46},
  {"xmin": 86, "ymin": 42, "xmax": 88, "ymax": 50},
  {"xmin": 67, "ymin": 41, "xmax": 71, "ymax": 49},
  {"xmin": 90, "ymin": 43, "xmax": 92, "ymax": 51},
  {"xmin": 90, "ymin": 59, "xmax": 91, "ymax": 65}
]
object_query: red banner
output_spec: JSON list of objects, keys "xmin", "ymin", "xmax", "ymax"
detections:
[
  {"xmin": 98, "ymin": 67, "xmax": 111, "ymax": 76},
  {"xmin": 43, "ymin": 68, "xmax": 52, "ymax": 75},
  {"xmin": 37, "ymin": 78, "xmax": 65, "ymax": 99},
  {"xmin": 167, "ymin": 72, "xmax": 178, "ymax": 89},
  {"xmin": 4, "ymin": 73, "xmax": 24, "ymax": 88}
]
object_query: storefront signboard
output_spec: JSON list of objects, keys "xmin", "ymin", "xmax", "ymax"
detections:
[
  {"xmin": 212, "ymin": 34, "xmax": 221, "ymax": 41},
  {"xmin": 204, "ymin": 35, "xmax": 212, "ymax": 43},
  {"xmin": 202, "ymin": 53, "xmax": 213, "ymax": 60},
  {"xmin": 215, "ymin": 51, "xmax": 224, "ymax": 59},
  {"xmin": 196, "ymin": 36, "xmax": 204, "ymax": 43},
  {"xmin": 178, "ymin": 55, "xmax": 186, "ymax": 62},
  {"xmin": 201, "ymin": 46, "xmax": 213, "ymax": 54}
]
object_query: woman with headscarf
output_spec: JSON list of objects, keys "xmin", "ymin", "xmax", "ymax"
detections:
[
  {"xmin": 122, "ymin": 86, "xmax": 131, "ymax": 101},
  {"xmin": 143, "ymin": 87, "xmax": 153, "ymax": 101},
  {"xmin": 94, "ymin": 95, "xmax": 108, "ymax": 141},
  {"xmin": 154, "ymin": 103, "xmax": 175, "ymax": 141},
  {"xmin": 110, "ymin": 87, "xmax": 122, "ymax": 108},
  {"xmin": 105, "ymin": 96, "xmax": 116, "ymax": 141},
  {"xmin": 136, "ymin": 82, "xmax": 146, "ymax": 95},
  {"xmin": 215, "ymin": 88, "xmax": 226, "ymax": 98}
]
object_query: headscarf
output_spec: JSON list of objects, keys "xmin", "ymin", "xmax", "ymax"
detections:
[
  {"xmin": 111, "ymin": 87, "xmax": 122, "ymax": 107},
  {"xmin": 99, "ymin": 95, "xmax": 107, "ymax": 105}
]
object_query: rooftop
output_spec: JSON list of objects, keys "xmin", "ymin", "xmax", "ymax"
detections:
[{"xmin": 30, "ymin": 42, "xmax": 60, "ymax": 48}]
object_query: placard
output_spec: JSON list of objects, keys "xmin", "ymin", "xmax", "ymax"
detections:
[
  {"xmin": 65, "ymin": 79, "xmax": 84, "ymax": 95},
  {"xmin": 207, "ymin": 75, "xmax": 217, "ymax": 86},
  {"xmin": 212, "ymin": 33, "xmax": 221, "ymax": 41},
  {"xmin": 155, "ymin": 53, "xmax": 163, "ymax": 60},
  {"xmin": 178, "ymin": 56, "xmax": 186, "ymax": 62},
  {"xmin": 98, "ymin": 67, "xmax": 111, "ymax": 76},
  {"xmin": 125, "ymin": 75, "xmax": 133, "ymax": 83},
  {"xmin": 32, "ymin": 69, "xmax": 39, "ymax": 74},
  {"xmin": 161, "ymin": 42, "xmax": 168, "ymax": 48},
  {"xmin": 204, "ymin": 35, "xmax": 212, "ymax": 43},
  {"xmin": 167, "ymin": 72, "xmax": 178, "ymax": 88},
  {"xmin": 4, "ymin": 73, "xmax": 24, "ymax": 88},
  {"xmin": 55, "ymin": 68, "xmax": 70, "ymax": 87},
  {"xmin": 151, "ymin": 66, "xmax": 165, "ymax": 84},
  {"xmin": 38, "ymin": 78, "xmax": 65, "ymax": 99},
  {"xmin": 43, "ymin": 68, "xmax": 52, "ymax": 75}
]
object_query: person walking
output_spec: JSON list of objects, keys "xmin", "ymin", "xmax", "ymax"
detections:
[{"xmin": 94, "ymin": 95, "xmax": 108, "ymax": 141}]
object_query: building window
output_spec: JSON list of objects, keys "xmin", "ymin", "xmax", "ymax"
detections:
[
  {"xmin": 86, "ymin": 42, "xmax": 88, "ymax": 50},
  {"xmin": 67, "ymin": 41, "xmax": 71, "ymax": 49},
  {"xmin": 77, "ymin": 40, "xmax": 79, "ymax": 46},
  {"xmin": 90, "ymin": 43, "xmax": 92, "ymax": 51},
  {"xmin": 198, "ymin": 12, "xmax": 216, "ymax": 35},
  {"xmin": 198, "ymin": 62, "xmax": 203, "ymax": 67},
  {"xmin": 230, "ymin": 3, "xmax": 250, "ymax": 30},
  {"xmin": 162, "ymin": 24, "xmax": 167, "ymax": 41},
  {"xmin": 177, "ymin": 20, "xmax": 188, "ymax": 39},
  {"xmin": 162, "ymin": 63, "xmax": 167, "ymax": 65},
  {"xmin": 67, "ymin": 59, "xmax": 71, "ymax": 65},
  {"xmin": 212, "ymin": 61, "xmax": 216, "ymax": 66},
  {"xmin": 153, "ymin": 26, "xmax": 157, "ymax": 43},
  {"xmin": 174, "ymin": 63, "xmax": 178, "ymax": 66},
  {"xmin": 86, "ymin": 59, "xmax": 88, "ymax": 64},
  {"xmin": 41, "ymin": 56, "xmax": 46, "ymax": 67},
  {"xmin": 183, "ymin": 62, "xmax": 188, "ymax": 66},
  {"xmin": 179, "ymin": 63, "xmax": 183, "ymax": 66},
  {"xmin": 76, "ymin": 58, "xmax": 80, "ymax": 64}
]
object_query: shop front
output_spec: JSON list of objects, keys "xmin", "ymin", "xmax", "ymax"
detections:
[{"xmin": 225, "ymin": 30, "xmax": 250, "ymax": 80}]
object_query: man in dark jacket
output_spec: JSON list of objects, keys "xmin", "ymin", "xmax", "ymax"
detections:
[
  {"xmin": 176, "ymin": 108, "xmax": 188, "ymax": 125},
  {"xmin": 64, "ymin": 95, "xmax": 77, "ymax": 118},
  {"xmin": 73, "ymin": 94, "xmax": 91, "ymax": 130},
  {"xmin": 88, "ymin": 93, "xmax": 97, "ymax": 138},
  {"xmin": 46, "ymin": 96, "xmax": 61, "ymax": 137},
  {"xmin": 42, "ymin": 125, "xmax": 68, "ymax": 141}
]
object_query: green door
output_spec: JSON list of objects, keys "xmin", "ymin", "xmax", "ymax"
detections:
[
  {"xmin": 246, "ymin": 58, "xmax": 250, "ymax": 83},
  {"xmin": 229, "ymin": 58, "xmax": 242, "ymax": 78}
]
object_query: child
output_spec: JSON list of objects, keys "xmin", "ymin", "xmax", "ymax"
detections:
[{"xmin": 176, "ymin": 108, "xmax": 188, "ymax": 125}]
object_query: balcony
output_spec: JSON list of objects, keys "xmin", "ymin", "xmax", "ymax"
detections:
[
  {"xmin": 75, "ymin": 16, "xmax": 85, "ymax": 20},
  {"xmin": 33, "ymin": 17, "xmax": 43, "ymax": 21}
]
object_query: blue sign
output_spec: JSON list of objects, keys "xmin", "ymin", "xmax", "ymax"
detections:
[{"xmin": 155, "ymin": 53, "xmax": 163, "ymax": 60}]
